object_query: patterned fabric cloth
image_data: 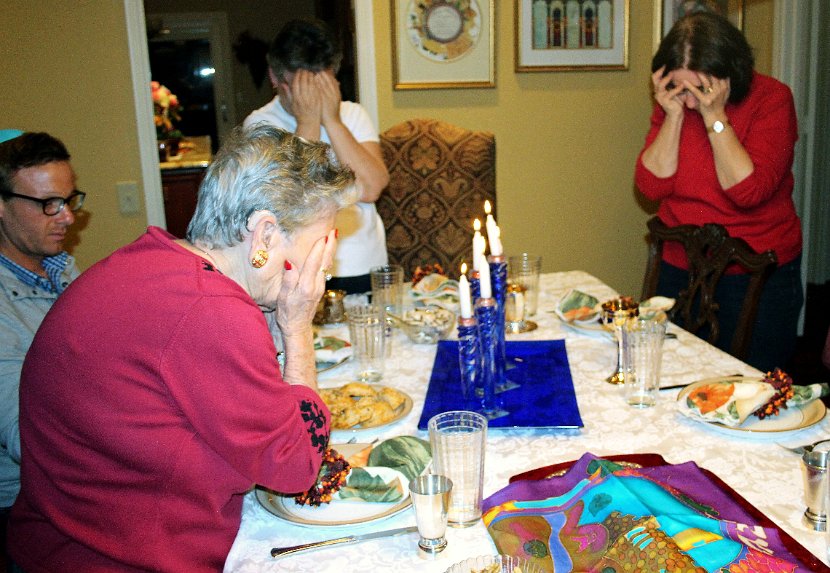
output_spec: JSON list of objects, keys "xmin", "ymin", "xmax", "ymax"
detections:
[
  {"xmin": 377, "ymin": 118, "xmax": 495, "ymax": 279},
  {"xmin": 482, "ymin": 453, "xmax": 808, "ymax": 572}
]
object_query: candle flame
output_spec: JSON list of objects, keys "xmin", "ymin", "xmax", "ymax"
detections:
[
  {"xmin": 473, "ymin": 218, "xmax": 481, "ymax": 231},
  {"xmin": 460, "ymin": 262, "xmax": 467, "ymax": 275},
  {"xmin": 484, "ymin": 200, "xmax": 492, "ymax": 215}
]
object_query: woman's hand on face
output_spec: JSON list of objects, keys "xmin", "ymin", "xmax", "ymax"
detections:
[
  {"xmin": 275, "ymin": 229, "xmax": 337, "ymax": 334},
  {"xmin": 289, "ymin": 69, "xmax": 323, "ymax": 127},
  {"xmin": 686, "ymin": 73, "xmax": 730, "ymax": 119},
  {"xmin": 652, "ymin": 67, "xmax": 684, "ymax": 118}
]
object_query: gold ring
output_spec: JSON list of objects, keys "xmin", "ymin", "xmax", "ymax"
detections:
[
  {"xmin": 705, "ymin": 86, "xmax": 714, "ymax": 94},
  {"xmin": 321, "ymin": 268, "xmax": 332, "ymax": 281}
]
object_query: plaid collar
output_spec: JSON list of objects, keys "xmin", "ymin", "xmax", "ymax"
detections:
[{"xmin": 0, "ymin": 251, "xmax": 70, "ymax": 294}]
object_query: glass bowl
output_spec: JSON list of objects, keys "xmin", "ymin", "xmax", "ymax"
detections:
[
  {"xmin": 395, "ymin": 306, "xmax": 455, "ymax": 344},
  {"xmin": 444, "ymin": 554, "xmax": 544, "ymax": 573}
]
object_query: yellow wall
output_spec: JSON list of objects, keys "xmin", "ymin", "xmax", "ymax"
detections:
[
  {"xmin": 0, "ymin": 0, "xmax": 775, "ymax": 289},
  {"xmin": 0, "ymin": 2, "xmax": 146, "ymax": 271}
]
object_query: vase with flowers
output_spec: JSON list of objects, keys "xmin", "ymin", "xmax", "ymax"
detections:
[{"xmin": 151, "ymin": 81, "xmax": 183, "ymax": 161}]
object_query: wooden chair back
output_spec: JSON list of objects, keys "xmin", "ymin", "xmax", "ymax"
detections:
[
  {"xmin": 641, "ymin": 216, "xmax": 777, "ymax": 360},
  {"xmin": 377, "ymin": 118, "xmax": 495, "ymax": 280}
]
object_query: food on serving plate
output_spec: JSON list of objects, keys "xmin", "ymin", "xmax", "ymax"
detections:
[
  {"xmin": 367, "ymin": 436, "xmax": 431, "ymax": 481},
  {"xmin": 336, "ymin": 467, "xmax": 405, "ymax": 503},
  {"xmin": 556, "ymin": 289, "xmax": 600, "ymax": 323},
  {"xmin": 293, "ymin": 447, "xmax": 350, "ymax": 507},
  {"xmin": 411, "ymin": 269, "xmax": 460, "ymax": 310},
  {"xmin": 402, "ymin": 307, "xmax": 454, "ymax": 328},
  {"xmin": 321, "ymin": 383, "xmax": 408, "ymax": 429},
  {"xmin": 677, "ymin": 370, "xmax": 828, "ymax": 427},
  {"xmin": 313, "ymin": 333, "xmax": 352, "ymax": 364}
]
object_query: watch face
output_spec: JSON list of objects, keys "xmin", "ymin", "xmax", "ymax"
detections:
[{"xmin": 712, "ymin": 120, "xmax": 725, "ymax": 133}]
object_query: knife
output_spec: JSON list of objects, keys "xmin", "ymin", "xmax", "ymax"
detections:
[{"xmin": 271, "ymin": 526, "xmax": 418, "ymax": 558}]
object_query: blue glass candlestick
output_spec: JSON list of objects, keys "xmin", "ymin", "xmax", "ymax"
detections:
[
  {"xmin": 488, "ymin": 255, "xmax": 518, "ymax": 393},
  {"xmin": 470, "ymin": 268, "xmax": 480, "ymax": 302},
  {"xmin": 456, "ymin": 316, "xmax": 480, "ymax": 406},
  {"xmin": 475, "ymin": 297, "xmax": 509, "ymax": 420}
]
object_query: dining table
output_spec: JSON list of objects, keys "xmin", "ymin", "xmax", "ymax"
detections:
[{"xmin": 224, "ymin": 270, "xmax": 829, "ymax": 572}]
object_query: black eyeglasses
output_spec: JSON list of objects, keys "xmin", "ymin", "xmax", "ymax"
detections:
[{"xmin": 2, "ymin": 190, "xmax": 86, "ymax": 215}]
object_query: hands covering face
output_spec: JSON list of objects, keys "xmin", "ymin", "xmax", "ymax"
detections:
[
  {"xmin": 275, "ymin": 227, "xmax": 337, "ymax": 335},
  {"xmin": 282, "ymin": 69, "xmax": 342, "ymax": 127},
  {"xmin": 651, "ymin": 66, "xmax": 731, "ymax": 117}
]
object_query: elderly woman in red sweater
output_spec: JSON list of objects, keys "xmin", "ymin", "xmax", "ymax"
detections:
[
  {"xmin": 8, "ymin": 125, "xmax": 356, "ymax": 572},
  {"xmin": 635, "ymin": 11, "xmax": 802, "ymax": 372}
]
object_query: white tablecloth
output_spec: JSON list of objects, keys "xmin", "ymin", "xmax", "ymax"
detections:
[{"xmin": 225, "ymin": 271, "xmax": 829, "ymax": 572}]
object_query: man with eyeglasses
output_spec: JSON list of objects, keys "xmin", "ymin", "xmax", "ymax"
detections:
[{"xmin": 0, "ymin": 131, "xmax": 84, "ymax": 550}]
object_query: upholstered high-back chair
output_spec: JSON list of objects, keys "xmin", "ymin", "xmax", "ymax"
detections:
[
  {"xmin": 641, "ymin": 216, "xmax": 777, "ymax": 361},
  {"xmin": 377, "ymin": 118, "xmax": 496, "ymax": 280}
]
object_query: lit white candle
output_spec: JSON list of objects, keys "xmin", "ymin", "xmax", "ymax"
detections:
[
  {"xmin": 478, "ymin": 253, "xmax": 492, "ymax": 299},
  {"xmin": 483, "ymin": 201, "xmax": 503, "ymax": 256},
  {"xmin": 472, "ymin": 219, "xmax": 486, "ymax": 270},
  {"xmin": 459, "ymin": 263, "xmax": 472, "ymax": 318}
]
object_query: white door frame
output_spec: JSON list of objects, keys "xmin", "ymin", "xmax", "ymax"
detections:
[{"xmin": 125, "ymin": 0, "xmax": 378, "ymax": 229}]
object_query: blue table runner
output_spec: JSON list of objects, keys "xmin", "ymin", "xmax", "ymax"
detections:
[{"xmin": 417, "ymin": 340, "xmax": 583, "ymax": 430}]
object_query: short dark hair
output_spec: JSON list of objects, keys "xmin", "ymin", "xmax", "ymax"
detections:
[
  {"xmin": 266, "ymin": 19, "xmax": 343, "ymax": 80},
  {"xmin": 0, "ymin": 132, "xmax": 71, "ymax": 197},
  {"xmin": 652, "ymin": 11, "xmax": 755, "ymax": 103}
]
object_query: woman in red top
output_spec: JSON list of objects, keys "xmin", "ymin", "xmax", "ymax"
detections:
[
  {"xmin": 635, "ymin": 11, "xmax": 802, "ymax": 372},
  {"xmin": 8, "ymin": 125, "xmax": 357, "ymax": 572}
]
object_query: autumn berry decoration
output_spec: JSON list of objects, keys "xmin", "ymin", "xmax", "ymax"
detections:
[
  {"xmin": 294, "ymin": 448, "xmax": 350, "ymax": 507},
  {"xmin": 754, "ymin": 368, "xmax": 795, "ymax": 420},
  {"xmin": 411, "ymin": 263, "xmax": 446, "ymax": 286}
]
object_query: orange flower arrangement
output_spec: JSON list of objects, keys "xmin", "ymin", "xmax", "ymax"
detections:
[{"xmin": 151, "ymin": 81, "xmax": 183, "ymax": 140}]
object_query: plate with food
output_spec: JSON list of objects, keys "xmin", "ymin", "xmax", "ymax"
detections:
[
  {"xmin": 320, "ymin": 382, "xmax": 413, "ymax": 437},
  {"xmin": 256, "ymin": 436, "xmax": 431, "ymax": 527},
  {"xmin": 677, "ymin": 372, "xmax": 828, "ymax": 436},
  {"xmin": 314, "ymin": 334, "xmax": 351, "ymax": 373},
  {"xmin": 256, "ymin": 466, "xmax": 412, "ymax": 527}
]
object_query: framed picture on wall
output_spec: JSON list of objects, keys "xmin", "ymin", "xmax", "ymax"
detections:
[
  {"xmin": 515, "ymin": 0, "xmax": 629, "ymax": 72},
  {"xmin": 392, "ymin": 0, "xmax": 495, "ymax": 90},
  {"xmin": 655, "ymin": 0, "xmax": 744, "ymax": 48}
]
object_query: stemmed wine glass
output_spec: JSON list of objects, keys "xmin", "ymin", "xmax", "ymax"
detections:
[{"xmin": 599, "ymin": 297, "xmax": 639, "ymax": 385}]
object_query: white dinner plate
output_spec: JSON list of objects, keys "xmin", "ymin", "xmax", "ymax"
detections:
[
  {"xmin": 255, "ymin": 466, "xmax": 411, "ymax": 527},
  {"xmin": 678, "ymin": 379, "xmax": 827, "ymax": 436}
]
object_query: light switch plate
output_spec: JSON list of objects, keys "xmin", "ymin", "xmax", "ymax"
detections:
[{"xmin": 116, "ymin": 181, "xmax": 141, "ymax": 215}]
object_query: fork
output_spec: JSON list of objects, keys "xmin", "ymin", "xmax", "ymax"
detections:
[{"xmin": 776, "ymin": 438, "xmax": 830, "ymax": 455}]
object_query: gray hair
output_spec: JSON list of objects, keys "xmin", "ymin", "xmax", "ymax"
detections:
[{"xmin": 186, "ymin": 124, "xmax": 356, "ymax": 247}]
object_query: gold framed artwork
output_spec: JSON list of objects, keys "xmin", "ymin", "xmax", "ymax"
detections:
[
  {"xmin": 392, "ymin": 0, "xmax": 495, "ymax": 90},
  {"xmin": 654, "ymin": 0, "xmax": 744, "ymax": 49},
  {"xmin": 514, "ymin": 0, "xmax": 629, "ymax": 72}
]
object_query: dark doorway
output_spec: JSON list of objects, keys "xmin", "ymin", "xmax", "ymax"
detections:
[{"xmin": 149, "ymin": 38, "xmax": 219, "ymax": 153}]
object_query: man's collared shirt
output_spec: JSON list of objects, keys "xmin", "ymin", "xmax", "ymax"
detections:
[{"xmin": 0, "ymin": 252, "xmax": 71, "ymax": 295}]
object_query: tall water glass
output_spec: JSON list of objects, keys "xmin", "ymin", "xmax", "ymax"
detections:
[
  {"xmin": 347, "ymin": 305, "xmax": 385, "ymax": 382},
  {"xmin": 625, "ymin": 314, "xmax": 667, "ymax": 408},
  {"xmin": 428, "ymin": 411, "xmax": 487, "ymax": 527},
  {"xmin": 370, "ymin": 264, "xmax": 404, "ymax": 315},
  {"xmin": 507, "ymin": 254, "xmax": 542, "ymax": 316}
]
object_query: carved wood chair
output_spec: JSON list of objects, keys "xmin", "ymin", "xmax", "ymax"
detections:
[
  {"xmin": 641, "ymin": 216, "xmax": 778, "ymax": 361},
  {"xmin": 377, "ymin": 118, "xmax": 496, "ymax": 280}
]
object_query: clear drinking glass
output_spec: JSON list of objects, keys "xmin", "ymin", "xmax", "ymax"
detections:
[
  {"xmin": 346, "ymin": 305, "xmax": 385, "ymax": 382},
  {"xmin": 625, "ymin": 314, "xmax": 667, "ymax": 408},
  {"xmin": 507, "ymin": 254, "xmax": 542, "ymax": 316},
  {"xmin": 428, "ymin": 411, "xmax": 487, "ymax": 527}
]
